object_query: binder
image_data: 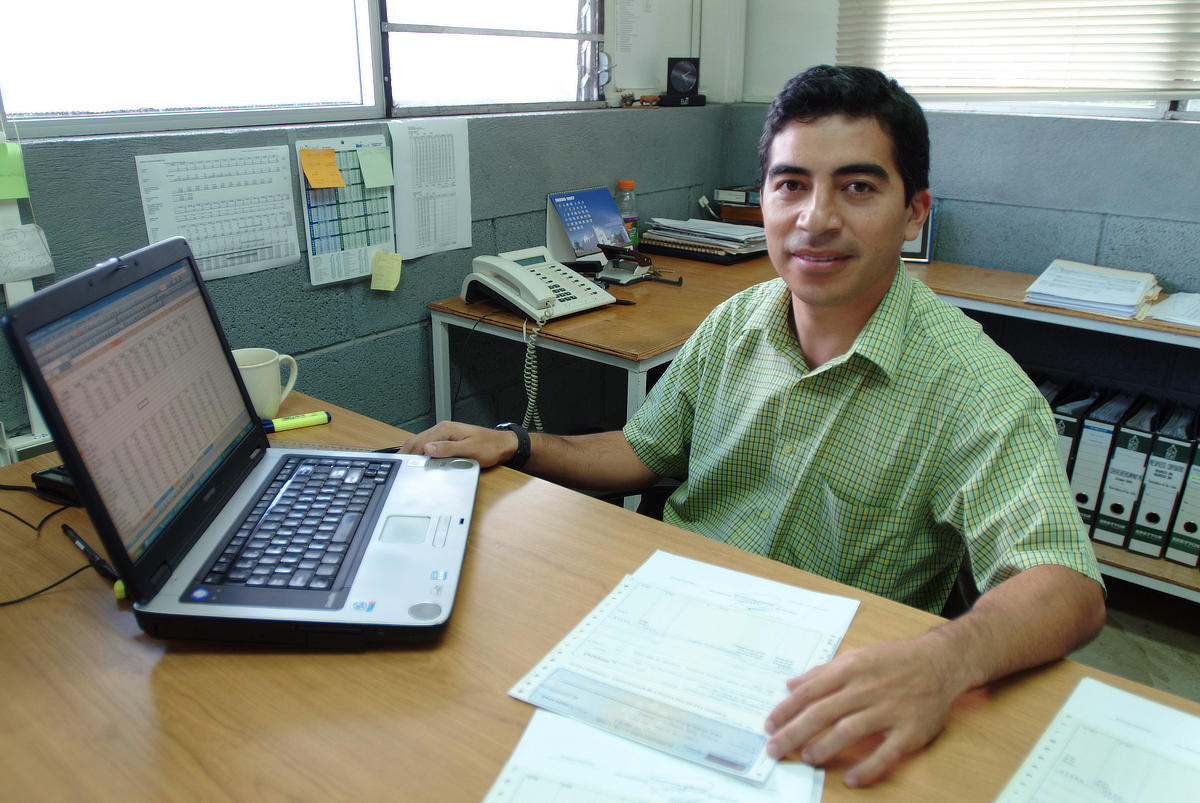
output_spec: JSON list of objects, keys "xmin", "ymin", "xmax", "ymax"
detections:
[
  {"xmin": 1128, "ymin": 407, "xmax": 1196, "ymax": 557},
  {"xmin": 1093, "ymin": 400, "xmax": 1159, "ymax": 546},
  {"xmin": 1165, "ymin": 452, "xmax": 1200, "ymax": 567},
  {"xmin": 1051, "ymin": 386, "xmax": 1100, "ymax": 479},
  {"xmin": 1068, "ymin": 393, "xmax": 1137, "ymax": 528},
  {"xmin": 1034, "ymin": 376, "xmax": 1064, "ymax": 403}
]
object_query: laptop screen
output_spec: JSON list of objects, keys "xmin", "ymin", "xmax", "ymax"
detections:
[{"xmin": 27, "ymin": 258, "xmax": 253, "ymax": 559}]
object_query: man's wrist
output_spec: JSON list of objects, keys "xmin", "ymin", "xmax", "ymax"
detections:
[
  {"xmin": 494, "ymin": 422, "xmax": 531, "ymax": 469},
  {"xmin": 922, "ymin": 618, "xmax": 989, "ymax": 694}
]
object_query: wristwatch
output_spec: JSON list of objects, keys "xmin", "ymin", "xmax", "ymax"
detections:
[{"xmin": 494, "ymin": 422, "xmax": 531, "ymax": 469}]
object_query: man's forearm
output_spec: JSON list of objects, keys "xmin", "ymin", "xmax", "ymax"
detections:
[
  {"xmin": 923, "ymin": 563, "xmax": 1106, "ymax": 693},
  {"xmin": 521, "ymin": 430, "xmax": 660, "ymax": 493}
]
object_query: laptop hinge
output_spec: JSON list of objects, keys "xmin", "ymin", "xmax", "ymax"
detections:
[{"xmin": 150, "ymin": 563, "xmax": 173, "ymax": 589}]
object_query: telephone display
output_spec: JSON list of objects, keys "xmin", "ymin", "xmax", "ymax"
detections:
[{"xmin": 461, "ymin": 246, "xmax": 615, "ymax": 323}]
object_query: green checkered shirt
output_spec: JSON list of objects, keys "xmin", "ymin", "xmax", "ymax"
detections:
[{"xmin": 624, "ymin": 267, "xmax": 1102, "ymax": 613}]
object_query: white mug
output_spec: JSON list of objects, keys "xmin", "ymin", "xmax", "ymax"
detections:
[{"xmin": 233, "ymin": 347, "xmax": 298, "ymax": 419}]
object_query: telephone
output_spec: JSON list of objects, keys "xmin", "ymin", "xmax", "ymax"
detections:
[{"xmin": 461, "ymin": 246, "xmax": 615, "ymax": 323}]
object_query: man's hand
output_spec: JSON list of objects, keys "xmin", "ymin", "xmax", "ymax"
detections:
[
  {"xmin": 402, "ymin": 421, "xmax": 517, "ymax": 467},
  {"xmin": 764, "ymin": 632, "xmax": 965, "ymax": 787},
  {"xmin": 764, "ymin": 565, "xmax": 1105, "ymax": 788}
]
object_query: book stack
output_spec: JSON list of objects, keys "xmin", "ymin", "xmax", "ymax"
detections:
[
  {"xmin": 640, "ymin": 217, "xmax": 767, "ymax": 264},
  {"xmin": 712, "ymin": 184, "xmax": 760, "ymax": 205},
  {"xmin": 716, "ymin": 201, "xmax": 762, "ymax": 225},
  {"xmin": 712, "ymin": 185, "xmax": 763, "ymax": 226},
  {"xmin": 1024, "ymin": 259, "xmax": 1161, "ymax": 319}
]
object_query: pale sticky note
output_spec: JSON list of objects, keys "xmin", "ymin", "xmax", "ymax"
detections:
[
  {"xmin": 370, "ymin": 251, "xmax": 403, "ymax": 291},
  {"xmin": 0, "ymin": 223, "xmax": 54, "ymax": 281},
  {"xmin": 298, "ymin": 148, "xmax": 346, "ymax": 188},
  {"xmin": 356, "ymin": 146, "xmax": 394, "ymax": 188},
  {"xmin": 0, "ymin": 142, "xmax": 30, "ymax": 200}
]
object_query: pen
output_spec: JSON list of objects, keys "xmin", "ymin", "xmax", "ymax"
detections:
[
  {"xmin": 61, "ymin": 524, "xmax": 120, "ymax": 583},
  {"xmin": 261, "ymin": 411, "xmax": 332, "ymax": 433}
]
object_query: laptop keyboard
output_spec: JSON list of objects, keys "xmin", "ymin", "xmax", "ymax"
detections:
[{"xmin": 200, "ymin": 456, "xmax": 394, "ymax": 591}]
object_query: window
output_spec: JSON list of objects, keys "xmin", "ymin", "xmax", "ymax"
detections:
[
  {"xmin": 838, "ymin": 0, "xmax": 1200, "ymax": 117},
  {"xmin": 1, "ymin": 0, "xmax": 600, "ymax": 137},
  {"xmin": 382, "ymin": 1, "xmax": 603, "ymax": 114},
  {"xmin": 2, "ymin": 0, "xmax": 382, "ymax": 137}
]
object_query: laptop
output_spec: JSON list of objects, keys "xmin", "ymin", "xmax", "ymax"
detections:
[{"xmin": 2, "ymin": 237, "xmax": 480, "ymax": 648}]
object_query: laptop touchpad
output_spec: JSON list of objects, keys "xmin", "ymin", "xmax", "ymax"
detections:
[{"xmin": 379, "ymin": 515, "xmax": 430, "ymax": 544}]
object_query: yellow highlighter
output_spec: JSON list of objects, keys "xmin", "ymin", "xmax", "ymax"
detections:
[{"xmin": 261, "ymin": 411, "xmax": 331, "ymax": 433}]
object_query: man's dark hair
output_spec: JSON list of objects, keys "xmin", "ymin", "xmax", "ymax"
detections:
[{"xmin": 758, "ymin": 65, "xmax": 929, "ymax": 205}]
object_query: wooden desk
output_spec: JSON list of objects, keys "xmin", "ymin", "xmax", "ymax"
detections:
[
  {"xmin": 427, "ymin": 254, "xmax": 778, "ymax": 421},
  {"xmin": 3, "ymin": 392, "xmax": 1198, "ymax": 801}
]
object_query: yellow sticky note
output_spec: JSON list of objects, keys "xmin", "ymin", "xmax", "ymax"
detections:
[
  {"xmin": 0, "ymin": 142, "xmax": 30, "ymax": 200},
  {"xmin": 356, "ymin": 146, "xmax": 394, "ymax": 189},
  {"xmin": 370, "ymin": 251, "xmax": 403, "ymax": 292},
  {"xmin": 298, "ymin": 148, "xmax": 346, "ymax": 188}
]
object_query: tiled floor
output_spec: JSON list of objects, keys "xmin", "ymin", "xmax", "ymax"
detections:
[{"xmin": 1068, "ymin": 577, "xmax": 1200, "ymax": 703}]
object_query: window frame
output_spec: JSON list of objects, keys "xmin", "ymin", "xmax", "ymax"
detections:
[
  {"xmin": 4, "ymin": 0, "xmax": 607, "ymax": 138},
  {"xmin": 380, "ymin": 18, "xmax": 607, "ymax": 117}
]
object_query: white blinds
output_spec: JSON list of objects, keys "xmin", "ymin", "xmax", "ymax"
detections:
[{"xmin": 837, "ymin": 0, "xmax": 1200, "ymax": 99}]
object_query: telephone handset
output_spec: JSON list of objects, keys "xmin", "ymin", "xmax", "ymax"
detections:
[{"xmin": 461, "ymin": 246, "xmax": 615, "ymax": 323}]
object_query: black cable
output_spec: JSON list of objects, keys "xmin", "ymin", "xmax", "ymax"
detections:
[
  {"xmin": 35, "ymin": 505, "xmax": 70, "ymax": 530},
  {"xmin": 0, "ymin": 506, "xmax": 40, "ymax": 530},
  {"xmin": 0, "ymin": 486, "xmax": 92, "ymax": 604},
  {"xmin": 0, "ymin": 482, "xmax": 75, "ymax": 531},
  {"xmin": 451, "ymin": 309, "xmax": 510, "ymax": 414},
  {"xmin": 0, "ymin": 564, "xmax": 91, "ymax": 607},
  {"xmin": 0, "ymin": 504, "xmax": 69, "ymax": 531}
]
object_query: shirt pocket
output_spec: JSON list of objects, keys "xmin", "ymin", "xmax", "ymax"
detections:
[{"xmin": 810, "ymin": 480, "xmax": 926, "ymax": 589}]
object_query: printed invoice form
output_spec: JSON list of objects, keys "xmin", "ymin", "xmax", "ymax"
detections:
[
  {"xmin": 508, "ymin": 551, "xmax": 860, "ymax": 786},
  {"xmin": 997, "ymin": 677, "xmax": 1200, "ymax": 803}
]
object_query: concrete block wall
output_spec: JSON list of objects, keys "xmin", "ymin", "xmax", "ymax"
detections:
[
  {"xmin": 5, "ymin": 103, "xmax": 1198, "ymax": 436},
  {"xmin": 1, "ymin": 106, "xmax": 734, "ymax": 437},
  {"xmin": 723, "ymin": 104, "xmax": 1200, "ymax": 405}
]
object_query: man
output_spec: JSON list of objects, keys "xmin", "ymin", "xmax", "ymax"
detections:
[{"xmin": 403, "ymin": 65, "xmax": 1105, "ymax": 788}]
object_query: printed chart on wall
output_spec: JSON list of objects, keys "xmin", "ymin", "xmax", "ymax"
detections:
[
  {"xmin": 135, "ymin": 146, "xmax": 301, "ymax": 280},
  {"xmin": 387, "ymin": 118, "xmax": 472, "ymax": 259},
  {"xmin": 295, "ymin": 136, "xmax": 397, "ymax": 286}
]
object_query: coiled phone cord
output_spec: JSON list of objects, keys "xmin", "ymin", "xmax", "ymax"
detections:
[{"xmin": 521, "ymin": 320, "xmax": 545, "ymax": 431}]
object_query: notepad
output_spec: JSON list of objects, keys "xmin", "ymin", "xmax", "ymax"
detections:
[{"xmin": 1149, "ymin": 293, "xmax": 1200, "ymax": 327}]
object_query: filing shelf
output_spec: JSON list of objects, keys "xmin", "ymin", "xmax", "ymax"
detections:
[{"xmin": 908, "ymin": 261, "xmax": 1200, "ymax": 603}]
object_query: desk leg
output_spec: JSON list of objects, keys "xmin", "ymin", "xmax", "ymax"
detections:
[
  {"xmin": 626, "ymin": 369, "xmax": 648, "ymax": 420},
  {"xmin": 432, "ymin": 315, "xmax": 453, "ymax": 422},
  {"xmin": 623, "ymin": 370, "xmax": 651, "ymax": 511}
]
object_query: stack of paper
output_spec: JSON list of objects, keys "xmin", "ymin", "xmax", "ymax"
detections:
[
  {"xmin": 642, "ymin": 217, "xmax": 768, "ymax": 258},
  {"xmin": 484, "ymin": 551, "xmax": 861, "ymax": 800},
  {"xmin": 1024, "ymin": 259, "xmax": 1161, "ymax": 319}
]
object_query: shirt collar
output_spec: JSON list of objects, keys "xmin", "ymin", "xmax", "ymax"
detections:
[
  {"xmin": 846, "ymin": 263, "xmax": 912, "ymax": 379},
  {"xmin": 749, "ymin": 264, "xmax": 913, "ymax": 380}
]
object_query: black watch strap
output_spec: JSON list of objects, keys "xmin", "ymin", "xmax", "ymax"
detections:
[{"xmin": 494, "ymin": 422, "xmax": 531, "ymax": 469}]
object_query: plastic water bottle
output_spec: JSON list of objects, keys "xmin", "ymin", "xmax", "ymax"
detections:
[{"xmin": 615, "ymin": 179, "xmax": 639, "ymax": 249}]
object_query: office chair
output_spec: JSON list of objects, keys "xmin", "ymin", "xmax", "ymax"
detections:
[{"xmin": 940, "ymin": 555, "xmax": 981, "ymax": 618}]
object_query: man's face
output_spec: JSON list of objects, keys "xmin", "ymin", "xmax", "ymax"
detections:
[{"xmin": 761, "ymin": 115, "xmax": 931, "ymax": 313}]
